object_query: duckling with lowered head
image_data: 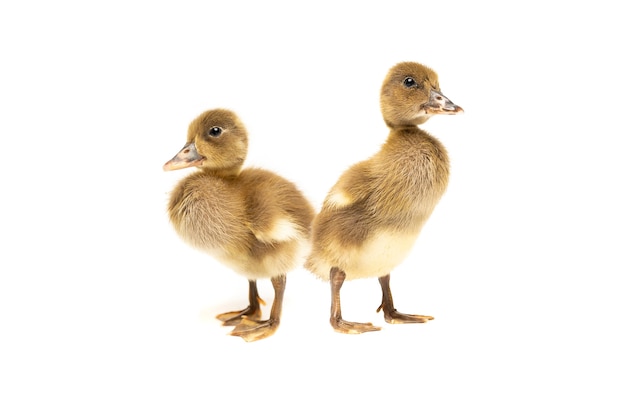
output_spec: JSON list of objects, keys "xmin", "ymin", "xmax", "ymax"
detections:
[
  {"xmin": 164, "ymin": 109, "xmax": 315, "ymax": 342},
  {"xmin": 305, "ymin": 62, "xmax": 463, "ymax": 334}
]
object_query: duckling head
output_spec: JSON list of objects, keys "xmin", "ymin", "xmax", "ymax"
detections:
[
  {"xmin": 380, "ymin": 61, "xmax": 463, "ymax": 128},
  {"xmin": 163, "ymin": 108, "xmax": 248, "ymax": 175}
]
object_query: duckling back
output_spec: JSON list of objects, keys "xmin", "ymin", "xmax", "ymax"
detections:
[{"xmin": 233, "ymin": 167, "xmax": 314, "ymax": 277}]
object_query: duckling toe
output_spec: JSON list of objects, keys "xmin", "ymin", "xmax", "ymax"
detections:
[
  {"xmin": 379, "ymin": 309, "xmax": 434, "ymax": 324},
  {"xmin": 229, "ymin": 317, "xmax": 279, "ymax": 342},
  {"xmin": 216, "ymin": 306, "xmax": 263, "ymax": 326}
]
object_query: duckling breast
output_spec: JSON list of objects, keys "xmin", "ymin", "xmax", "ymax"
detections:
[
  {"xmin": 167, "ymin": 172, "xmax": 248, "ymax": 253},
  {"xmin": 378, "ymin": 129, "xmax": 450, "ymax": 205}
]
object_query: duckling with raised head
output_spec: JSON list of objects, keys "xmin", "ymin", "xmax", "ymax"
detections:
[
  {"xmin": 305, "ymin": 62, "xmax": 463, "ymax": 334},
  {"xmin": 164, "ymin": 109, "xmax": 315, "ymax": 342}
]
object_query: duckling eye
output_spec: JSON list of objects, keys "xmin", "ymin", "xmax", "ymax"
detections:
[
  {"xmin": 208, "ymin": 127, "xmax": 222, "ymax": 137},
  {"xmin": 403, "ymin": 77, "xmax": 417, "ymax": 88}
]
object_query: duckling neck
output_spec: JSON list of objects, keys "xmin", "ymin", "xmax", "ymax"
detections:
[
  {"xmin": 200, "ymin": 166, "xmax": 242, "ymax": 178},
  {"xmin": 386, "ymin": 124, "xmax": 439, "ymax": 143},
  {"xmin": 381, "ymin": 125, "xmax": 450, "ymax": 173},
  {"xmin": 384, "ymin": 116, "xmax": 431, "ymax": 128}
]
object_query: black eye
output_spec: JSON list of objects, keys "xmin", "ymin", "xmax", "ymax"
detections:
[
  {"xmin": 403, "ymin": 77, "xmax": 417, "ymax": 88},
  {"xmin": 208, "ymin": 126, "xmax": 222, "ymax": 137}
]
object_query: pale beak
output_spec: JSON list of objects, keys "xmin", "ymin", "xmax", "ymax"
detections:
[
  {"xmin": 163, "ymin": 142, "xmax": 206, "ymax": 171},
  {"xmin": 423, "ymin": 89, "xmax": 464, "ymax": 115}
]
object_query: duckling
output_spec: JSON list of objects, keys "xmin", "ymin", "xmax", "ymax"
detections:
[
  {"xmin": 304, "ymin": 62, "xmax": 463, "ymax": 334},
  {"xmin": 163, "ymin": 109, "xmax": 315, "ymax": 342}
]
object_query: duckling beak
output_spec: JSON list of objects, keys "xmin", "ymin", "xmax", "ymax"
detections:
[
  {"xmin": 163, "ymin": 142, "xmax": 206, "ymax": 171},
  {"xmin": 423, "ymin": 89, "xmax": 464, "ymax": 115}
]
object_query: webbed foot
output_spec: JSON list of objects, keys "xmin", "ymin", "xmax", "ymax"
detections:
[
  {"xmin": 331, "ymin": 317, "xmax": 381, "ymax": 334},
  {"xmin": 377, "ymin": 274, "xmax": 433, "ymax": 325},
  {"xmin": 230, "ymin": 317, "xmax": 280, "ymax": 342},
  {"xmin": 216, "ymin": 305, "xmax": 262, "ymax": 326},
  {"xmin": 215, "ymin": 280, "xmax": 264, "ymax": 326}
]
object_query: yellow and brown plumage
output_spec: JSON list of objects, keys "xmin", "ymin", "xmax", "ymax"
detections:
[
  {"xmin": 304, "ymin": 62, "xmax": 463, "ymax": 334},
  {"xmin": 164, "ymin": 108, "xmax": 314, "ymax": 342}
]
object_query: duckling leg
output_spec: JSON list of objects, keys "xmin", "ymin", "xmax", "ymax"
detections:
[
  {"xmin": 330, "ymin": 267, "xmax": 381, "ymax": 334},
  {"xmin": 230, "ymin": 275, "xmax": 285, "ymax": 342},
  {"xmin": 216, "ymin": 280, "xmax": 263, "ymax": 326},
  {"xmin": 376, "ymin": 274, "xmax": 434, "ymax": 323}
]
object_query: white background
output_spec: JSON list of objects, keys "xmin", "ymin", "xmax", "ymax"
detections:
[{"xmin": 1, "ymin": 1, "xmax": 625, "ymax": 416}]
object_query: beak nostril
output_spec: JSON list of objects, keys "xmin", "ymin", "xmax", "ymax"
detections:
[{"xmin": 183, "ymin": 149, "xmax": 189, "ymax": 154}]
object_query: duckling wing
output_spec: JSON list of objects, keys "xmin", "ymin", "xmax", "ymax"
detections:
[
  {"xmin": 240, "ymin": 169, "xmax": 314, "ymax": 244},
  {"xmin": 322, "ymin": 161, "xmax": 376, "ymax": 211}
]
